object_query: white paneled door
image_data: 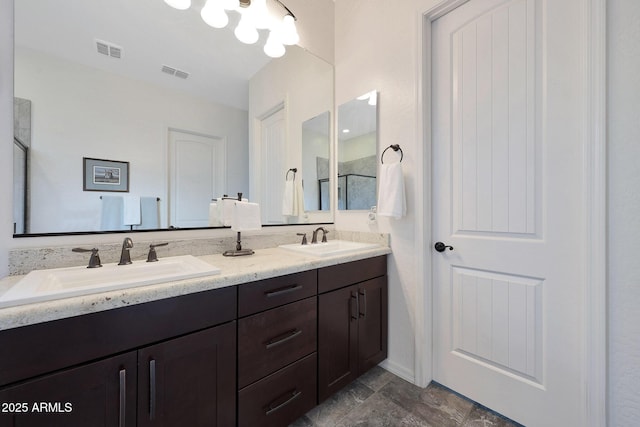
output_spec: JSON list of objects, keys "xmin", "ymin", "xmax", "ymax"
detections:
[
  {"xmin": 168, "ymin": 130, "xmax": 226, "ymax": 228},
  {"xmin": 432, "ymin": 0, "xmax": 587, "ymax": 425}
]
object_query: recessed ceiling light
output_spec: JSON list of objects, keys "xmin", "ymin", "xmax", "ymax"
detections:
[{"xmin": 342, "ymin": 129, "xmax": 350, "ymax": 133}]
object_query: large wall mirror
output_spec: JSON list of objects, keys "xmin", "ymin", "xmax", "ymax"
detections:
[
  {"xmin": 336, "ymin": 91, "xmax": 378, "ymax": 210},
  {"xmin": 12, "ymin": 0, "xmax": 334, "ymax": 236}
]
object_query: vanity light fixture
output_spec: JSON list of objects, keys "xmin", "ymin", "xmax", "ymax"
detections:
[{"xmin": 164, "ymin": 0, "xmax": 299, "ymax": 59}]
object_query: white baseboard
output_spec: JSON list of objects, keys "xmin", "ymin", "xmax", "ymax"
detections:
[{"xmin": 380, "ymin": 359, "xmax": 417, "ymax": 385}]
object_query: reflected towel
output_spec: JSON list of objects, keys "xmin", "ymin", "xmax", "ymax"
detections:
[
  {"xmin": 231, "ymin": 202, "xmax": 262, "ymax": 231},
  {"xmin": 100, "ymin": 196, "xmax": 126, "ymax": 231},
  {"xmin": 123, "ymin": 195, "xmax": 141, "ymax": 225},
  {"xmin": 377, "ymin": 162, "xmax": 406, "ymax": 219},
  {"xmin": 137, "ymin": 197, "xmax": 159, "ymax": 229},
  {"xmin": 208, "ymin": 201, "xmax": 222, "ymax": 226},
  {"xmin": 282, "ymin": 177, "xmax": 304, "ymax": 216},
  {"xmin": 217, "ymin": 197, "xmax": 249, "ymax": 226}
]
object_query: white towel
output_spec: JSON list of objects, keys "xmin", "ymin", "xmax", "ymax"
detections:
[
  {"xmin": 208, "ymin": 201, "xmax": 222, "ymax": 226},
  {"xmin": 122, "ymin": 195, "xmax": 141, "ymax": 225},
  {"xmin": 282, "ymin": 177, "xmax": 304, "ymax": 217},
  {"xmin": 377, "ymin": 162, "xmax": 406, "ymax": 219},
  {"xmin": 231, "ymin": 202, "xmax": 262, "ymax": 231},
  {"xmin": 100, "ymin": 196, "xmax": 126, "ymax": 230},
  {"xmin": 217, "ymin": 197, "xmax": 249, "ymax": 226},
  {"xmin": 137, "ymin": 197, "xmax": 159, "ymax": 229}
]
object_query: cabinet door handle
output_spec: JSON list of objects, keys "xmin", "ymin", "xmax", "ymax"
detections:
[
  {"xmin": 119, "ymin": 369, "xmax": 126, "ymax": 427},
  {"xmin": 359, "ymin": 289, "xmax": 367, "ymax": 318},
  {"xmin": 265, "ymin": 328, "xmax": 302, "ymax": 349},
  {"xmin": 265, "ymin": 389, "xmax": 302, "ymax": 415},
  {"xmin": 149, "ymin": 359, "xmax": 156, "ymax": 421},
  {"xmin": 350, "ymin": 291, "xmax": 359, "ymax": 321},
  {"xmin": 265, "ymin": 284, "xmax": 303, "ymax": 298}
]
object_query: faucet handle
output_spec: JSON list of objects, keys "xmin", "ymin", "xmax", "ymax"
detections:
[
  {"xmin": 296, "ymin": 233, "xmax": 308, "ymax": 245},
  {"xmin": 321, "ymin": 229, "xmax": 329, "ymax": 243},
  {"xmin": 72, "ymin": 247, "xmax": 102, "ymax": 268},
  {"xmin": 147, "ymin": 242, "xmax": 169, "ymax": 263}
]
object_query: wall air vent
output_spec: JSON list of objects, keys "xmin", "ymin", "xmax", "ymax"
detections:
[
  {"xmin": 161, "ymin": 65, "xmax": 190, "ymax": 80},
  {"xmin": 95, "ymin": 39, "xmax": 122, "ymax": 59}
]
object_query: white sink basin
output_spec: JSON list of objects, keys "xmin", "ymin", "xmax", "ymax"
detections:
[
  {"xmin": 279, "ymin": 240, "xmax": 381, "ymax": 257},
  {"xmin": 0, "ymin": 255, "xmax": 221, "ymax": 308}
]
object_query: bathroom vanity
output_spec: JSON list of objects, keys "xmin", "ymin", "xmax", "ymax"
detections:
[{"xmin": 0, "ymin": 248, "xmax": 389, "ymax": 427}]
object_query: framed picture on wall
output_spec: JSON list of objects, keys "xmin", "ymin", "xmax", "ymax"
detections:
[{"xmin": 83, "ymin": 157, "xmax": 129, "ymax": 192}]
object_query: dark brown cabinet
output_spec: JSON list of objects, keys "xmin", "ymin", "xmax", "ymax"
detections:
[
  {"xmin": 137, "ymin": 323, "xmax": 236, "ymax": 427},
  {"xmin": 0, "ymin": 352, "xmax": 137, "ymax": 427},
  {"xmin": 318, "ymin": 257, "xmax": 388, "ymax": 402},
  {"xmin": 237, "ymin": 272, "xmax": 319, "ymax": 427},
  {"xmin": 0, "ymin": 287, "xmax": 237, "ymax": 427},
  {"xmin": 0, "ymin": 254, "xmax": 388, "ymax": 427}
]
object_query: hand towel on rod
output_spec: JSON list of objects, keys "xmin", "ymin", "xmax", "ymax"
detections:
[
  {"xmin": 100, "ymin": 195, "xmax": 126, "ymax": 231},
  {"xmin": 282, "ymin": 175, "xmax": 304, "ymax": 216},
  {"xmin": 123, "ymin": 195, "xmax": 141, "ymax": 225},
  {"xmin": 377, "ymin": 162, "xmax": 406, "ymax": 219},
  {"xmin": 136, "ymin": 197, "xmax": 159, "ymax": 229}
]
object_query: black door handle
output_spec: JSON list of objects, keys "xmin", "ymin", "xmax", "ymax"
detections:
[{"xmin": 434, "ymin": 242, "xmax": 454, "ymax": 252}]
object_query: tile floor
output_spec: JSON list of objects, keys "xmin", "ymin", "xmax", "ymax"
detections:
[{"xmin": 291, "ymin": 367, "xmax": 523, "ymax": 427}]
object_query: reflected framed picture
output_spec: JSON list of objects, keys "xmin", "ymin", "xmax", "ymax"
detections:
[{"xmin": 83, "ymin": 157, "xmax": 129, "ymax": 192}]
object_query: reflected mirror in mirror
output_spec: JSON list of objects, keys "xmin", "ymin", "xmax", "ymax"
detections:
[
  {"xmin": 302, "ymin": 111, "xmax": 330, "ymax": 212},
  {"xmin": 13, "ymin": 0, "xmax": 334, "ymax": 235},
  {"xmin": 336, "ymin": 91, "xmax": 378, "ymax": 210}
]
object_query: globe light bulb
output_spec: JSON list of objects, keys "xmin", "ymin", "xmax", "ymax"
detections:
[
  {"xmin": 279, "ymin": 14, "xmax": 299, "ymax": 46},
  {"xmin": 164, "ymin": 0, "xmax": 191, "ymax": 10},
  {"xmin": 248, "ymin": 0, "xmax": 271, "ymax": 30},
  {"xmin": 201, "ymin": 1, "xmax": 229, "ymax": 28},
  {"xmin": 264, "ymin": 31, "xmax": 285, "ymax": 58},
  {"xmin": 234, "ymin": 14, "xmax": 259, "ymax": 44}
]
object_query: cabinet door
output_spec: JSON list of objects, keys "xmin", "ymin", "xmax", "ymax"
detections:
[
  {"xmin": 0, "ymin": 352, "xmax": 136, "ymax": 427},
  {"xmin": 317, "ymin": 284, "xmax": 358, "ymax": 402},
  {"xmin": 357, "ymin": 276, "xmax": 388, "ymax": 375},
  {"xmin": 137, "ymin": 322, "xmax": 236, "ymax": 427}
]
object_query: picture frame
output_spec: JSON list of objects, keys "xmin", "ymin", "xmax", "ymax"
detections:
[{"xmin": 83, "ymin": 157, "xmax": 129, "ymax": 192}]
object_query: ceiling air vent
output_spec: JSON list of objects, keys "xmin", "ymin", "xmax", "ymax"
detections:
[
  {"xmin": 95, "ymin": 39, "xmax": 122, "ymax": 59},
  {"xmin": 161, "ymin": 65, "xmax": 190, "ymax": 80}
]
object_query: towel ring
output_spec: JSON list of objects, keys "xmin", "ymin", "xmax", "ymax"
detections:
[
  {"xmin": 381, "ymin": 144, "xmax": 403, "ymax": 164},
  {"xmin": 286, "ymin": 168, "xmax": 298, "ymax": 180}
]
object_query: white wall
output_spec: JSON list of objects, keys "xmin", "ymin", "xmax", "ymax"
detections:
[
  {"xmin": 334, "ymin": 0, "xmax": 439, "ymax": 383},
  {"xmin": 15, "ymin": 47, "xmax": 248, "ymax": 233},
  {"xmin": 608, "ymin": 0, "xmax": 640, "ymax": 424}
]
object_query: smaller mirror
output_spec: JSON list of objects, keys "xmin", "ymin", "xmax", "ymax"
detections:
[
  {"xmin": 336, "ymin": 91, "xmax": 378, "ymax": 210},
  {"xmin": 302, "ymin": 111, "xmax": 331, "ymax": 211}
]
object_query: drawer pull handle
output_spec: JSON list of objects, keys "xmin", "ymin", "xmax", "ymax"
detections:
[
  {"xmin": 359, "ymin": 289, "xmax": 367, "ymax": 318},
  {"xmin": 265, "ymin": 284, "xmax": 303, "ymax": 298},
  {"xmin": 149, "ymin": 359, "xmax": 156, "ymax": 420},
  {"xmin": 119, "ymin": 369, "xmax": 126, "ymax": 427},
  {"xmin": 350, "ymin": 291, "xmax": 359, "ymax": 321},
  {"xmin": 266, "ymin": 329, "xmax": 302, "ymax": 349},
  {"xmin": 265, "ymin": 389, "xmax": 302, "ymax": 415}
]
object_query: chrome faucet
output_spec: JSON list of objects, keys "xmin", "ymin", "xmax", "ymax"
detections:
[
  {"xmin": 311, "ymin": 227, "xmax": 329, "ymax": 244},
  {"xmin": 118, "ymin": 237, "xmax": 134, "ymax": 265}
]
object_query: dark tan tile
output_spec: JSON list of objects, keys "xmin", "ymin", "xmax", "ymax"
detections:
[
  {"xmin": 461, "ymin": 405, "xmax": 524, "ymax": 427},
  {"xmin": 379, "ymin": 379, "xmax": 474, "ymax": 427},
  {"xmin": 357, "ymin": 366, "xmax": 396, "ymax": 392},
  {"xmin": 334, "ymin": 392, "xmax": 432, "ymax": 427},
  {"xmin": 304, "ymin": 380, "xmax": 375, "ymax": 427}
]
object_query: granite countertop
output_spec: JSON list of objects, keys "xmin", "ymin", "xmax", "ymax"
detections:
[{"xmin": 0, "ymin": 245, "xmax": 391, "ymax": 331}]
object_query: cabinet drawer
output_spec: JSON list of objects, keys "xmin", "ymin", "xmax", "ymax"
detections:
[
  {"xmin": 318, "ymin": 255, "xmax": 387, "ymax": 293},
  {"xmin": 238, "ymin": 353, "xmax": 317, "ymax": 427},
  {"xmin": 238, "ymin": 297, "xmax": 317, "ymax": 388},
  {"xmin": 238, "ymin": 269, "xmax": 317, "ymax": 317}
]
